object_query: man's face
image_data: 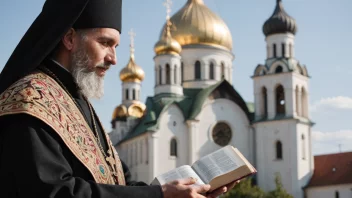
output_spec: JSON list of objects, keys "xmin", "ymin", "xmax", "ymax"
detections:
[
  {"xmin": 69, "ymin": 28, "xmax": 120, "ymax": 99},
  {"xmin": 73, "ymin": 28, "xmax": 120, "ymax": 76}
]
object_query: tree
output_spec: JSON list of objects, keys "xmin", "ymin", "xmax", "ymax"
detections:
[
  {"xmin": 221, "ymin": 178, "xmax": 266, "ymax": 198},
  {"xmin": 266, "ymin": 174, "xmax": 293, "ymax": 198},
  {"xmin": 222, "ymin": 174, "xmax": 293, "ymax": 198}
]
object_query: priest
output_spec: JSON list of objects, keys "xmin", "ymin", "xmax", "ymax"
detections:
[{"xmin": 0, "ymin": 0, "xmax": 237, "ymax": 197}]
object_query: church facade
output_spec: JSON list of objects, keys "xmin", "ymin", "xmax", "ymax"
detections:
[{"xmin": 109, "ymin": 0, "xmax": 314, "ymax": 198}]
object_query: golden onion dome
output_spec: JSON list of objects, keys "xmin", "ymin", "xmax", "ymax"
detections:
[
  {"xmin": 112, "ymin": 104, "xmax": 128, "ymax": 120},
  {"xmin": 119, "ymin": 49, "xmax": 145, "ymax": 83},
  {"xmin": 111, "ymin": 102, "xmax": 146, "ymax": 120},
  {"xmin": 154, "ymin": 20, "xmax": 182, "ymax": 55},
  {"xmin": 159, "ymin": 0, "xmax": 233, "ymax": 51}
]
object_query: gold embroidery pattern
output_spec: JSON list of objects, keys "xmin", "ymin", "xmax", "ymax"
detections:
[{"xmin": 0, "ymin": 72, "xmax": 125, "ymax": 185}]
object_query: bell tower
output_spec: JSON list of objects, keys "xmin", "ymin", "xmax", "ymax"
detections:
[{"xmin": 252, "ymin": 1, "xmax": 314, "ymax": 198}]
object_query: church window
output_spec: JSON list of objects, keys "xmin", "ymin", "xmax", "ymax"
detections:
[
  {"xmin": 159, "ymin": 65, "xmax": 162, "ymax": 85},
  {"xmin": 296, "ymin": 86, "xmax": 300, "ymax": 116},
  {"xmin": 145, "ymin": 138, "xmax": 149, "ymax": 164},
  {"xmin": 282, "ymin": 43, "xmax": 286, "ymax": 57},
  {"xmin": 125, "ymin": 89, "xmax": 129, "ymax": 100},
  {"xmin": 181, "ymin": 62, "xmax": 184, "ymax": 82},
  {"xmin": 302, "ymin": 87, "xmax": 308, "ymax": 118},
  {"xmin": 135, "ymin": 143, "xmax": 138, "ymax": 165},
  {"xmin": 221, "ymin": 62, "xmax": 225, "ymax": 79},
  {"xmin": 276, "ymin": 140, "xmax": 283, "ymax": 160},
  {"xmin": 302, "ymin": 134, "xmax": 306, "ymax": 160},
  {"xmin": 276, "ymin": 85, "xmax": 285, "ymax": 116},
  {"xmin": 335, "ymin": 191, "xmax": 339, "ymax": 198},
  {"xmin": 140, "ymin": 140, "xmax": 143, "ymax": 163},
  {"xmin": 209, "ymin": 62, "xmax": 215, "ymax": 80},
  {"xmin": 273, "ymin": 44, "xmax": 277, "ymax": 57},
  {"xmin": 132, "ymin": 89, "xmax": 136, "ymax": 100},
  {"xmin": 166, "ymin": 64, "xmax": 171, "ymax": 84},
  {"xmin": 289, "ymin": 43, "xmax": 293, "ymax": 57},
  {"xmin": 275, "ymin": 66, "xmax": 283, "ymax": 73},
  {"xmin": 195, "ymin": 61, "xmax": 201, "ymax": 80},
  {"xmin": 174, "ymin": 65, "xmax": 177, "ymax": 84},
  {"xmin": 262, "ymin": 87, "xmax": 268, "ymax": 118},
  {"xmin": 170, "ymin": 138, "xmax": 177, "ymax": 157},
  {"xmin": 212, "ymin": 122, "xmax": 232, "ymax": 146}
]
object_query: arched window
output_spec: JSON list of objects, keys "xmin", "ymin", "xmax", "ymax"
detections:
[
  {"xmin": 174, "ymin": 65, "xmax": 177, "ymax": 84},
  {"xmin": 275, "ymin": 66, "xmax": 283, "ymax": 73},
  {"xmin": 132, "ymin": 89, "xmax": 136, "ymax": 100},
  {"xmin": 159, "ymin": 65, "xmax": 162, "ymax": 85},
  {"xmin": 181, "ymin": 62, "xmax": 184, "ymax": 82},
  {"xmin": 170, "ymin": 138, "xmax": 177, "ymax": 157},
  {"xmin": 296, "ymin": 86, "xmax": 300, "ymax": 116},
  {"xmin": 335, "ymin": 191, "xmax": 339, "ymax": 198},
  {"xmin": 302, "ymin": 134, "xmax": 306, "ymax": 160},
  {"xmin": 276, "ymin": 85, "xmax": 285, "ymax": 115},
  {"xmin": 125, "ymin": 89, "xmax": 129, "ymax": 100},
  {"xmin": 209, "ymin": 62, "xmax": 215, "ymax": 80},
  {"xmin": 195, "ymin": 61, "xmax": 201, "ymax": 80},
  {"xmin": 276, "ymin": 141, "xmax": 283, "ymax": 159},
  {"xmin": 145, "ymin": 138, "xmax": 149, "ymax": 164},
  {"xmin": 282, "ymin": 43, "xmax": 286, "ymax": 57},
  {"xmin": 140, "ymin": 140, "xmax": 143, "ymax": 163},
  {"xmin": 302, "ymin": 87, "xmax": 308, "ymax": 118},
  {"xmin": 166, "ymin": 64, "xmax": 171, "ymax": 84},
  {"xmin": 262, "ymin": 87, "xmax": 268, "ymax": 118},
  {"xmin": 273, "ymin": 43, "xmax": 277, "ymax": 57},
  {"xmin": 221, "ymin": 62, "xmax": 225, "ymax": 79}
]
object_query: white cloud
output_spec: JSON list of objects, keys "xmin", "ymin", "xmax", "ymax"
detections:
[
  {"xmin": 310, "ymin": 96, "xmax": 352, "ymax": 112},
  {"xmin": 312, "ymin": 130, "xmax": 352, "ymax": 155}
]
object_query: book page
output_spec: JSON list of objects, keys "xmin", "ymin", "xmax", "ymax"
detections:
[
  {"xmin": 154, "ymin": 165, "xmax": 205, "ymax": 185},
  {"xmin": 192, "ymin": 147, "xmax": 244, "ymax": 184}
]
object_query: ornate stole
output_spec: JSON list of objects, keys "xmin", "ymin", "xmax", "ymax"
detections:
[{"xmin": 0, "ymin": 71, "xmax": 126, "ymax": 185}]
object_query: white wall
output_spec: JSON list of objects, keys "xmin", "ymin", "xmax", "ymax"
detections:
[
  {"xmin": 266, "ymin": 33, "xmax": 295, "ymax": 58},
  {"xmin": 193, "ymin": 98, "xmax": 252, "ymax": 164},
  {"xmin": 253, "ymin": 72, "xmax": 309, "ymax": 120},
  {"xmin": 254, "ymin": 120, "xmax": 313, "ymax": 198},
  {"xmin": 154, "ymin": 54, "xmax": 183, "ymax": 95},
  {"xmin": 152, "ymin": 104, "xmax": 189, "ymax": 179},
  {"xmin": 306, "ymin": 184, "xmax": 352, "ymax": 198},
  {"xmin": 181, "ymin": 46, "xmax": 234, "ymax": 89},
  {"xmin": 117, "ymin": 134, "xmax": 151, "ymax": 183},
  {"xmin": 122, "ymin": 82, "xmax": 141, "ymax": 102}
]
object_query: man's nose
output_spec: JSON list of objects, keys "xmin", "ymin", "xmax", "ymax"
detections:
[{"xmin": 107, "ymin": 49, "xmax": 117, "ymax": 65}]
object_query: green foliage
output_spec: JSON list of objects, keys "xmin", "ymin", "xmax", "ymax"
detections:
[
  {"xmin": 221, "ymin": 178, "xmax": 265, "ymax": 198},
  {"xmin": 222, "ymin": 174, "xmax": 293, "ymax": 198}
]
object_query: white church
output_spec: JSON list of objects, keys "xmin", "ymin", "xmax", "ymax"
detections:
[{"xmin": 109, "ymin": 0, "xmax": 352, "ymax": 198}]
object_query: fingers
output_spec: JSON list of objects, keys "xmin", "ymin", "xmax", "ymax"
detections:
[
  {"xmin": 227, "ymin": 180, "xmax": 240, "ymax": 190},
  {"xmin": 192, "ymin": 183, "xmax": 211, "ymax": 194},
  {"xmin": 207, "ymin": 186, "xmax": 227, "ymax": 198},
  {"xmin": 171, "ymin": 177, "xmax": 198, "ymax": 185}
]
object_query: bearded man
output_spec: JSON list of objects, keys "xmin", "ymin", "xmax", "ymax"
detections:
[{"xmin": 0, "ymin": 0, "xmax": 237, "ymax": 197}]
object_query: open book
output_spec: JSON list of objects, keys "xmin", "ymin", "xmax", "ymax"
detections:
[{"xmin": 151, "ymin": 145, "xmax": 257, "ymax": 191}]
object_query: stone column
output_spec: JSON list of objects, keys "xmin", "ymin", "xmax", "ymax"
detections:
[
  {"xmin": 186, "ymin": 120, "xmax": 199, "ymax": 164},
  {"xmin": 170, "ymin": 64, "xmax": 175, "ymax": 85}
]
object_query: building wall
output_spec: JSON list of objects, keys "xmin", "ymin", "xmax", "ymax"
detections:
[
  {"xmin": 152, "ymin": 104, "xmax": 189, "ymax": 180},
  {"xmin": 193, "ymin": 98, "xmax": 252, "ymax": 164},
  {"xmin": 181, "ymin": 47, "xmax": 234, "ymax": 88},
  {"xmin": 117, "ymin": 134, "xmax": 150, "ymax": 183},
  {"xmin": 306, "ymin": 184, "xmax": 352, "ymax": 198}
]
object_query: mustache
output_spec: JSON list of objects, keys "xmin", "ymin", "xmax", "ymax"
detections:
[{"xmin": 95, "ymin": 62, "xmax": 111, "ymax": 69}]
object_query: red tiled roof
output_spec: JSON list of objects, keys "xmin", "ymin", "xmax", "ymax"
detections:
[{"xmin": 306, "ymin": 152, "xmax": 352, "ymax": 188}]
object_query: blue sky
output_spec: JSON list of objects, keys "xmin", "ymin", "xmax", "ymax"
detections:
[{"xmin": 1, "ymin": 0, "xmax": 351, "ymax": 155}]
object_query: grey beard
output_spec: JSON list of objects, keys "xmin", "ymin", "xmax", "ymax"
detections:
[{"xmin": 70, "ymin": 49, "xmax": 104, "ymax": 100}]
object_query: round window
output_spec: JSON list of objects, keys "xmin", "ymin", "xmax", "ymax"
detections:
[{"xmin": 212, "ymin": 122, "xmax": 232, "ymax": 146}]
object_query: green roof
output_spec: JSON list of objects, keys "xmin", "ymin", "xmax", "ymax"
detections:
[{"xmin": 118, "ymin": 80, "xmax": 253, "ymax": 144}]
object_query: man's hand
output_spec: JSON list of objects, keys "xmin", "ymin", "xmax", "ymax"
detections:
[
  {"xmin": 206, "ymin": 180, "xmax": 240, "ymax": 198},
  {"xmin": 162, "ymin": 177, "xmax": 211, "ymax": 198}
]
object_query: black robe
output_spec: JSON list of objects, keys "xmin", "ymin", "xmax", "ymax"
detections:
[{"xmin": 0, "ymin": 59, "xmax": 163, "ymax": 198}]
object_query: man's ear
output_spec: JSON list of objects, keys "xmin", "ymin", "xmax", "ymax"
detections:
[{"xmin": 62, "ymin": 28, "xmax": 77, "ymax": 51}]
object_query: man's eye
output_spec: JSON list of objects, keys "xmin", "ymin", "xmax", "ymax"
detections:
[{"xmin": 101, "ymin": 41, "xmax": 109, "ymax": 46}]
